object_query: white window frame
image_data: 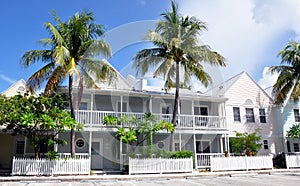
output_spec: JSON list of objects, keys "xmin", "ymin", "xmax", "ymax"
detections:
[
  {"xmin": 75, "ymin": 138, "xmax": 86, "ymax": 149},
  {"xmin": 76, "ymin": 98, "xmax": 91, "ymax": 111},
  {"xmin": 245, "ymin": 108, "xmax": 255, "ymax": 123},
  {"xmin": 193, "ymin": 105, "xmax": 209, "ymax": 116},
  {"xmin": 233, "ymin": 107, "xmax": 241, "ymax": 122},
  {"xmin": 263, "ymin": 140, "xmax": 268, "ymax": 150},
  {"xmin": 14, "ymin": 138, "xmax": 25, "ymax": 155},
  {"xmin": 259, "ymin": 108, "xmax": 267, "ymax": 123},
  {"xmin": 294, "ymin": 109, "xmax": 300, "ymax": 122}
]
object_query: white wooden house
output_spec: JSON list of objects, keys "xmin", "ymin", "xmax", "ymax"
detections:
[
  {"xmin": 206, "ymin": 72, "xmax": 283, "ymax": 155},
  {"xmin": 55, "ymin": 71, "xmax": 230, "ymax": 170}
]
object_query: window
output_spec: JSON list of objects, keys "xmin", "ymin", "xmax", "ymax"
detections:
[
  {"xmin": 259, "ymin": 108, "xmax": 266, "ymax": 123},
  {"xmin": 194, "ymin": 106, "xmax": 208, "ymax": 116},
  {"xmin": 79, "ymin": 102, "xmax": 88, "ymax": 110},
  {"xmin": 233, "ymin": 107, "xmax": 241, "ymax": 122},
  {"xmin": 15, "ymin": 141, "xmax": 25, "ymax": 155},
  {"xmin": 246, "ymin": 108, "xmax": 255, "ymax": 123},
  {"xmin": 157, "ymin": 141, "xmax": 165, "ymax": 149},
  {"xmin": 117, "ymin": 101, "xmax": 128, "ymax": 112},
  {"xmin": 263, "ymin": 140, "xmax": 268, "ymax": 150},
  {"xmin": 294, "ymin": 143, "xmax": 300, "ymax": 152},
  {"xmin": 196, "ymin": 141, "xmax": 210, "ymax": 153},
  {"xmin": 287, "ymin": 141, "xmax": 291, "ymax": 152},
  {"xmin": 161, "ymin": 105, "xmax": 171, "ymax": 114},
  {"xmin": 76, "ymin": 138, "xmax": 85, "ymax": 149},
  {"xmin": 294, "ymin": 109, "xmax": 300, "ymax": 122},
  {"xmin": 194, "ymin": 106, "xmax": 208, "ymax": 126}
]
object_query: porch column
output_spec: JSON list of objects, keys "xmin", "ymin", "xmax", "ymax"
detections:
[
  {"xmin": 54, "ymin": 134, "xmax": 58, "ymax": 152},
  {"xmin": 224, "ymin": 134, "xmax": 229, "ymax": 152},
  {"xmin": 120, "ymin": 139, "xmax": 123, "ymax": 170},
  {"xmin": 192, "ymin": 100, "xmax": 195, "ymax": 128},
  {"xmin": 90, "ymin": 93, "xmax": 94, "ymax": 111},
  {"xmin": 193, "ymin": 134, "xmax": 197, "ymax": 168},
  {"xmin": 89, "ymin": 131, "xmax": 92, "ymax": 156},
  {"xmin": 179, "ymin": 132, "xmax": 182, "ymax": 151},
  {"xmin": 220, "ymin": 135, "xmax": 223, "ymax": 153},
  {"xmin": 90, "ymin": 93, "xmax": 94, "ymax": 124},
  {"xmin": 120, "ymin": 95, "xmax": 123, "ymax": 115},
  {"xmin": 24, "ymin": 136, "xmax": 27, "ymax": 156},
  {"xmin": 149, "ymin": 96, "xmax": 153, "ymax": 113}
]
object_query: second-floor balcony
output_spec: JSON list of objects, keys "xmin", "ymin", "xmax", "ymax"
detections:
[{"xmin": 74, "ymin": 110, "xmax": 227, "ymax": 130}]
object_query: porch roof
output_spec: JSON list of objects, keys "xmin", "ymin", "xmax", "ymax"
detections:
[{"xmin": 59, "ymin": 86, "xmax": 228, "ymax": 103}]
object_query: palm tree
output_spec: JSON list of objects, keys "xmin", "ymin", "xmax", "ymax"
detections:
[
  {"xmin": 133, "ymin": 1, "xmax": 226, "ymax": 151},
  {"xmin": 20, "ymin": 10, "xmax": 116, "ymax": 157},
  {"xmin": 269, "ymin": 41, "xmax": 300, "ymax": 105}
]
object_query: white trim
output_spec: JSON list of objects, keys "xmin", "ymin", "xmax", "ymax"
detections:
[
  {"xmin": 75, "ymin": 138, "xmax": 86, "ymax": 149},
  {"xmin": 14, "ymin": 137, "xmax": 25, "ymax": 155},
  {"xmin": 157, "ymin": 141, "xmax": 165, "ymax": 149}
]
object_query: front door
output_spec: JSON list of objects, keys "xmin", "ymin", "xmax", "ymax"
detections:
[{"xmin": 91, "ymin": 138, "xmax": 103, "ymax": 170}]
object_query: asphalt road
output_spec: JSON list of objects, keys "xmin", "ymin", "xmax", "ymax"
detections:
[{"xmin": 0, "ymin": 173, "xmax": 300, "ymax": 186}]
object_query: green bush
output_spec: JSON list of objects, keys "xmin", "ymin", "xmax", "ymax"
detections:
[
  {"xmin": 170, "ymin": 150, "xmax": 193, "ymax": 158},
  {"xmin": 103, "ymin": 115, "xmax": 119, "ymax": 125}
]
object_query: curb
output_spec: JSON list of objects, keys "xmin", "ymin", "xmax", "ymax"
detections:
[{"xmin": 1, "ymin": 169, "xmax": 300, "ymax": 182}]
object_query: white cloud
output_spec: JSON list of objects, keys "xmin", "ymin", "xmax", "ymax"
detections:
[
  {"xmin": 258, "ymin": 67, "xmax": 278, "ymax": 89},
  {"xmin": 179, "ymin": 0, "xmax": 300, "ymax": 80},
  {"xmin": 0, "ymin": 74, "xmax": 16, "ymax": 84}
]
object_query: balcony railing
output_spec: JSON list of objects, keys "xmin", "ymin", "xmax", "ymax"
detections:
[{"xmin": 74, "ymin": 110, "xmax": 227, "ymax": 130}]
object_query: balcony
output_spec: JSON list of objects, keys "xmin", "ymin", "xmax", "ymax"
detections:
[{"xmin": 74, "ymin": 110, "xmax": 227, "ymax": 130}]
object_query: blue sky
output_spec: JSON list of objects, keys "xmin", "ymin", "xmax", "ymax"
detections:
[{"xmin": 1, "ymin": 0, "xmax": 299, "ymax": 93}]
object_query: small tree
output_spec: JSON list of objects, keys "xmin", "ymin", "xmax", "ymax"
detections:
[
  {"xmin": 287, "ymin": 124, "xmax": 300, "ymax": 139},
  {"xmin": 0, "ymin": 93, "xmax": 83, "ymax": 159},
  {"xmin": 116, "ymin": 113, "xmax": 175, "ymax": 154},
  {"xmin": 230, "ymin": 129, "xmax": 262, "ymax": 156}
]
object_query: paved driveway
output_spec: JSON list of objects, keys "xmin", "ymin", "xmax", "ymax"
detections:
[{"xmin": 0, "ymin": 173, "xmax": 299, "ymax": 186}]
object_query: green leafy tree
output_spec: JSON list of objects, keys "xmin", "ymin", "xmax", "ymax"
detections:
[
  {"xmin": 20, "ymin": 10, "xmax": 116, "ymax": 157},
  {"xmin": 269, "ymin": 41, "xmax": 300, "ymax": 105},
  {"xmin": 287, "ymin": 124, "xmax": 300, "ymax": 139},
  {"xmin": 133, "ymin": 1, "xmax": 226, "ymax": 150},
  {"xmin": 230, "ymin": 129, "xmax": 262, "ymax": 156},
  {"xmin": 116, "ymin": 113, "xmax": 175, "ymax": 153},
  {"xmin": 0, "ymin": 93, "xmax": 82, "ymax": 159}
]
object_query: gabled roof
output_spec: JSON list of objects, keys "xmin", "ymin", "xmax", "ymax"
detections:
[
  {"xmin": 204, "ymin": 71, "xmax": 245, "ymax": 97},
  {"xmin": 1, "ymin": 79, "xmax": 26, "ymax": 97},
  {"xmin": 205, "ymin": 71, "xmax": 273, "ymax": 101}
]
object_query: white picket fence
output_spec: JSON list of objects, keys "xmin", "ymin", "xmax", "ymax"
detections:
[
  {"xmin": 12, "ymin": 156, "xmax": 90, "ymax": 175},
  {"xmin": 286, "ymin": 154, "xmax": 300, "ymax": 169},
  {"xmin": 128, "ymin": 157, "xmax": 193, "ymax": 175},
  {"xmin": 210, "ymin": 156, "xmax": 273, "ymax": 172}
]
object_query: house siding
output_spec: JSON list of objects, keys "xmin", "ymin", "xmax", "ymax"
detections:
[{"xmin": 224, "ymin": 72, "xmax": 282, "ymax": 155}]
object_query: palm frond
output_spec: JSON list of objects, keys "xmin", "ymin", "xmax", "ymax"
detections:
[
  {"xmin": 26, "ymin": 63, "xmax": 56, "ymax": 94},
  {"xmin": 20, "ymin": 50, "xmax": 52, "ymax": 67}
]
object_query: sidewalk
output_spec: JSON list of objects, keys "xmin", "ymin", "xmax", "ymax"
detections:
[{"xmin": 1, "ymin": 169, "xmax": 300, "ymax": 182}]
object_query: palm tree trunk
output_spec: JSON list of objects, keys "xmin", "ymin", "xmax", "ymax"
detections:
[
  {"xmin": 170, "ymin": 61, "xmax": 180, "ymax": 151},
  {"xmin": 69, "ymin": 75, "xmax": 76, "ymax": 158},
  {"xmin": 76, "ymin": 76, "xmax": 84, "ymax": 110}
]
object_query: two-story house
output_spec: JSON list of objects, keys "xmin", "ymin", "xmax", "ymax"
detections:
[
  {"xmin": 55, "ymin": 71, "xmax": 230, "ymax": 170},
  {"xmin": 206, "ymin": 72, "xmax": 283, "ymax": 155}
]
